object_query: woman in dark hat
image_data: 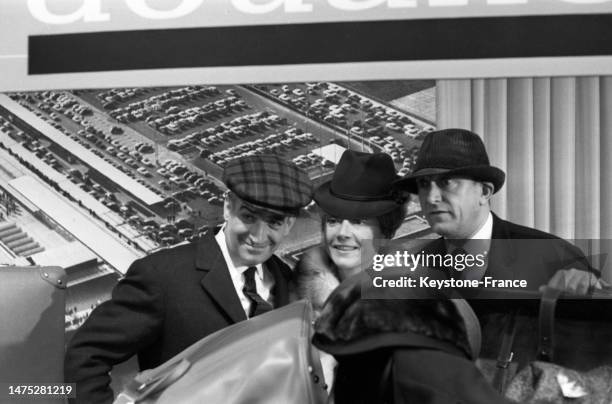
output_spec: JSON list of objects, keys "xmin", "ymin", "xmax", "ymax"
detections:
[
  {"xmin": 293, "ymin": 150, "xmax": 406, "ymax": 388},
  {"xmin": 294, "ymin": 150, "xmax": 406, "ymax": 315}
]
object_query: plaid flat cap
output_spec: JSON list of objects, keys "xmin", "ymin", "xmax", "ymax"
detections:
[{"xmin": 223, "ymin": 155, "xmax": 313, "ymax": 214}]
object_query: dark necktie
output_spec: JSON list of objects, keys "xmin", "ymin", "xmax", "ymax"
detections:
[{"xmin": 243, "ymin": 266, "xmax": 273, "ymax": 317}]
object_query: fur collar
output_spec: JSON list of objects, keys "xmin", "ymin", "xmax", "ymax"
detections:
[
  {"xmin": 296, "ymin": 246, "xmax": 475, "ymax": 358},
  {"xmin": 293, "ymin": 246, "xmax": 341, "ymax": 314}
]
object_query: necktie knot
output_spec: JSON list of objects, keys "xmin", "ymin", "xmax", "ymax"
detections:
[
  {"xmin": 244, "ymin": 266, "xmax": 257, "ymax": 285},
  {"xmin": 243, "ymin": 266, "xmax": 272, "ymax": 317}
]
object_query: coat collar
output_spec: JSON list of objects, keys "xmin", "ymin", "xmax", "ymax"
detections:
[
  {"xmin": 487, "ymin": 213, "xmax": 518, "ymax": 280},
  {"xmin": 266, "ymin": 258, "xmax": 291, "ymax": 308},
  {"xmin": 195, "ymin": 231, "xmax": 247, "ymax": 323},
  {"xmin": 194, "ymin": 230, "xmax": 291, "ymax": 322}
]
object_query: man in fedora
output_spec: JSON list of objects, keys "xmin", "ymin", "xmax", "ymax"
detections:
[
  {"xmin": 393, "ymin": 128, "xmax": 601, "ymax": 294},
  {"xmin": 65, "ymin": 155, "xmax": 313, "ymax": 404},
  {"xmin": 391, "ymin": 129, "xmax": 607, "ymax": 386}
]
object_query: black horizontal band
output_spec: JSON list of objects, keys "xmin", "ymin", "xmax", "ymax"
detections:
[
  {"xmin": 29, "ymin": 13, "xmax": 612, "ymax": 75},
  {"xmin": 329, "ymin": 187, "xmax": 394, "ymax": 203}
]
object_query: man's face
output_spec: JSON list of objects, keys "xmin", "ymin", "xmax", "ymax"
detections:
[
  {"xmin": 416, "ymin": 175, "xmax": 491, "ymax": 239},
  {"xmin": 223, "ymin": 196, "xmax": 295, "ymax": 267}
]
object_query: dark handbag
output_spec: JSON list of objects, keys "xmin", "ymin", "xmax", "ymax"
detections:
[
  {"xmin": 0, "ymin": 266, "xmax": 66, "ymax": 402},
  {"xmin": 114, "ymin": 300, "xmax": 328, "ymax": 404},
  {"xmin": 472, "ymin": 287, "xmax": 612, "ymax": 399}
]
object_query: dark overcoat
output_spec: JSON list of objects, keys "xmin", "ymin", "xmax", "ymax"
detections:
[
  {"xmin": 312, "ymin": 270, "xmax": 511, "ymax": 404},
  {"xmin": 418, "ymin": 213, "xmax": 596, "ymax": 289},
  {"xmin": 414, "ymin": 213, "xmax": 598, "ymax": 370},
  {"xmin": 64, "ymin": 231, "xmax": 292, "ymax": 404}
]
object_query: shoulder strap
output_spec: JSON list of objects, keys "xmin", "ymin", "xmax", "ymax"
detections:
[
  {"xmin": 492, "ymin": 309, "xmax": 518, "ymax": 393},
  {"xmin": 537, "ymin": 286, "xmax": 562, "ymax": 362}
]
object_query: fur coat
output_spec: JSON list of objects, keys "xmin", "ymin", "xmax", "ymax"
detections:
[
  {"xmin": 293, "ymin": 246, "xmax": 343, "ymax": 316},
  {"xmin": 311, "ymin": 270, "xmax": 509, "ymax": 404},
  {"xmin": 293, "ymin": 245, "xmax": 493, "ymax": 403},
  {"xmin": 293, "ymin": 245, "xmax": 343, "ymax": 390},
  {"xmin": 294, "ymin": 246, "xmax": 477, "ymax": 354}
]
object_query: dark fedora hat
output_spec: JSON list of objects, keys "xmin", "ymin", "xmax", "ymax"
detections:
[
  {"xmin": 394, "ymin": 129, "xmax": 505, "ymax": 194},
  {"xmin": 314, "ymin": 150, "xmax": 401, "ymax": 219}
]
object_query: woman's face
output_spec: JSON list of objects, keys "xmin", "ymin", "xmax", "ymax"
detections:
[{"xmin": 323, "ymin": 216, "xmax": 384, "ymax": 279}]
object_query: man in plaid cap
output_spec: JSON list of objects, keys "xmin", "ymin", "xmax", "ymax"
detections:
[{"xmin": 65, "ymin": 155, "xmax": 313, "ymax": 404}]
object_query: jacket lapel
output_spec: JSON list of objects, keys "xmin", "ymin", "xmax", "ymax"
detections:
[
  {"xmin": 196, "ymin": 231, "xmax": 247, "ymax": 323},
  {"xmin": 266, "ymin": 258, "xmax": 289, "ymax": 307}
]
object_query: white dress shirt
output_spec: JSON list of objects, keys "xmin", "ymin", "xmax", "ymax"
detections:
[
  {"xmin": 471, "ymin": 211, "xmax": 494, "ymax": 241},
  {"xmin": 215, "ymin": 226, "xmax": 275, "ymax": 318}
]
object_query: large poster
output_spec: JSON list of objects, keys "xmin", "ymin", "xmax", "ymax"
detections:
[
  {"xmin": 1, "ymin": 0, "xmax": 612, "ymax": 90},
  {"xmin": 1, "ymin": 1, "xmax": 612, "ymax": 402}
]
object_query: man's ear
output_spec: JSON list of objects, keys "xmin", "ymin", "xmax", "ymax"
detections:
[
  {"xmin": 480, "ymin": 182, "xmax": 494, "ymax": 204},
  {"xmin": 284, "ymin": 216, "xmax": 297, "ymax": 234},
  {"xmin": 223, "ymin": 196, "xmax": 232, "ymax": 222}
]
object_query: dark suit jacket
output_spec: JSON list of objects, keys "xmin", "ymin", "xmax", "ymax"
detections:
[
  {"xmin": 64, "ymin": 232, "xmax": 292, "ymax": 404},
  {"xmin": 413, "ymin": 213, "xmax": 599, "ymax": 368},
  {"xmin": 420, "ymin": 213, "xmax": 597, "ymax": 290}
]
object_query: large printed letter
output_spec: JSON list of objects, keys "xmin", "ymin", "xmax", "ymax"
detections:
[
  {"xmin": 27, "ymin": 0, "xmax": 109, "ymax": 24},
  {"xmin": 328, "ymin": 0, "xmax": 386, "ymax": 11},
  {"xmin": 428, "ymin": 0, "xmax": 468, "ymax": 6},
  {"xmin": 126, "ymin": 0, "xmax": 204, "ymax": 20},
  {"xmin": 232, "ymin": 0, "xmax": 312, "ymax": 13}
]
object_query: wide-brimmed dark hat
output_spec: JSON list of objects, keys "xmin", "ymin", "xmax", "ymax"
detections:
[
  {"xmin": 394, "ymin": 129, "xmax": 505, "ymax": 194},
  {"xmin": 314, "ymin": 150, "xmax": 401, "ymax": 219}
]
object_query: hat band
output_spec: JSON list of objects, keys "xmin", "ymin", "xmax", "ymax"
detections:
[{"xmin": 329, "ymin": 186, "xmax": 395, "ymax": 202}]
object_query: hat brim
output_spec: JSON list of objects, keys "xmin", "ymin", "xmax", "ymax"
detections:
[
  {"xmin": 313, "ymin": 330, "xmax": 467, "ymax": 357},
  {"xmin": 238, "ymin": 198, "xmax": 298, "ymax": 217},
  {"xmin": 314, "ymin": 181, "xmax": 401, "ymax": 220},
  {"xmin": 312, "ymin": 299, "xmax": 481, "ymax": 360},
  {"xmin": 393, "ymin": 165, "xmax": 506, "ymax": 195}
]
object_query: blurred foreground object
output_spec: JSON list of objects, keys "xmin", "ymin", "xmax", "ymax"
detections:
[
  {"xmin": 114, "ymin": 300, "xmax": 327, "ymax": 404},
  {"xmin": 0, "ymin": 266, "xmax": 66, "ymax": 403}
]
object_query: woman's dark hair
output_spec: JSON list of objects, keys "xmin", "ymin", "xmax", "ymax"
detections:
[{"xmin": 320, "ymin": 204, "xmax": 406, "ymax": 240}]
